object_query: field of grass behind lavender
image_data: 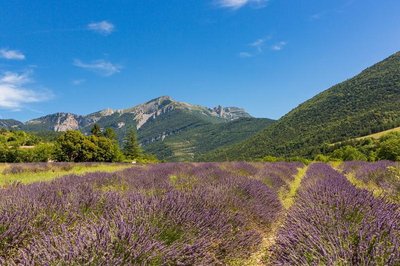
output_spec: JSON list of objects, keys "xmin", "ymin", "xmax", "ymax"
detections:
[{"xmin": 0, "ymin": 161, "xmax": 399, "ymax": 265}]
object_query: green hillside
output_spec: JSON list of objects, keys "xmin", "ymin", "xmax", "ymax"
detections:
[
  {"xmin": 202, "ymin": 52, "xmax": 400, "ymax": 161},
  {"xmin": 138, "ymin": 109, "xmax": 226, "ymax": 145},
  {"xmin": 144, "ymin": 118, "xmax": 274, "ymax": 161}
]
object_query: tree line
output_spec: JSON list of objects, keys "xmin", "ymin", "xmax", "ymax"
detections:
[
  {"xmin": 0, "ymin": 125, "xmax": 156, "ymax": 163},
  {"xmin": 261, "ymin": 132, "xmax": 400, "ymax": 163},
  {"xmin": 314, "ymin": 132, "xmax": 400, "ymax": 162}
]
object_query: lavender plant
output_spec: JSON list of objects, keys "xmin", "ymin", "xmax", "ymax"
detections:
[
  {"xmin": 0, "ymin": 162, "xmax": 292, "ymax": 265},
  {"xmin": 269, "ymin": 163, "xmax": 400, "ymax": 265},
  {"xmin": 343, "ymin": 161, "xmax": 400, "ymax": 201}
]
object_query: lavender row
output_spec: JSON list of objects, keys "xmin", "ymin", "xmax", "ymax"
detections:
[
  {"xmin": 255, "ymin": 162, "xmax": 303, "ymax": 191},
  {"xmin": 269, "ymin": 163, "xmax": 400, "ymax": 265},
  {"xmin": 0, "ymin": 162, "xmax": 295, "ymax": 265},
  {"xmin": 342, "ymin": 161, "xmax": 400, "ymax": 201}
]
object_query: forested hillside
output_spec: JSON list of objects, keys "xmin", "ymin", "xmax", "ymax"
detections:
[
  {"xmin": 202, "ymin": 52, "xmax": 400, "ymax": 161},
  {"xmin": 144, "ymin": 118, "xmax": 274, "ymax": 161}
]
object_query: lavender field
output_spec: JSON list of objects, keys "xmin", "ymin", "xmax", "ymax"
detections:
[{"xmin": 0, "ymin": 162, "xmax": 399, "ymax": 265}]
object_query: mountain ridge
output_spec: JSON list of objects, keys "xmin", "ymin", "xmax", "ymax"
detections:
[
  {"xmin": 5, "ymin": 96, "xmax": 252, "ymax": 132},
  {"xmin": 0, "ymin": 96, "xmax": 269, "ymax": 161}
]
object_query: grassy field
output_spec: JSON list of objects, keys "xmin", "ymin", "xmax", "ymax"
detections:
[
  {"xmin": 355, "ymin": 126, "xmax": 400, "ymax": 140},
  {"xmin": 279, "ymin": 165, "xmax": 308, "ymax": 209},
  {"xmin": 330, "ymin": 126, "xmax": 400, "ymax": 146},
  {"xmin": 0, "ymin": 163, "xmax": 133, "ymax": 186}
]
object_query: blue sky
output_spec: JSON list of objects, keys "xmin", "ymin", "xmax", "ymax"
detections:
[{"xmin": 0, "ymin": 0, "xmax": 399, "ymax": 121}]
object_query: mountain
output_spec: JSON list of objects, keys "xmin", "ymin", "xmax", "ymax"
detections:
[
  {"xmin": 19, "ymin": 96, "xmax": 251, "ymax": 132},
  {"xmin": 202, "ymin": 51, "xmax": 400, "ymax": 161},
  {"xmin": 0, "ymin": 119, "xmax": 23, "ymax": 129},
  {"xmin": 22, "ymin": 113, "xmax": 90, "ymax": 132},
  {"xmin": 1, "ymin": 96, "xmax": 270, "ymax": 160}
]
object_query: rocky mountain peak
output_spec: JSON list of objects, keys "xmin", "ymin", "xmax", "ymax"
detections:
[
  {"xmin": 125, "ymin": 96, "xmax": 176, "ymax": 129},
  {"xmin": 4, "ymin": 96, "xmax": 254, "ymax": 133},
  {"xmin": 213, "ymin": 105, "xmax": 224, "ymax": 116},
  {"xmin": 99, "ymin": 108, "xmax": 115, "ymax": 116},
  {"xmin": 210, "ymin": 106, "xmax": 252, "ymax": 120},
  {"xmin": 147, "ymin": 95, "xmax": 173, "ymax": 103}
]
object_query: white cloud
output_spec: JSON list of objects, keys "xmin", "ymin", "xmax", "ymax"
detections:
[
  {"xmin": 238, "ymin": 52, "xmax": 253, "ymax": 58},
  {"xmin": 216, "ymin": 0, "xmax": 268, "ymax": 9},
  {"xmin": 72, "ymin": 79, "xmax": 86, "ymax": 85},
  {"xmin": 73, "ymin": 59, "xmax": 121, "ymax": 76},
  {"xmin": 250, "ymin": 38, "xmax": 266, "ymax": 52},
  {"xmin": 238, "ymin": 37, "xmax": 266, "ymax": 58},
  {"xmin": 87, "ymin": 21, "xmax": 115, "ymax": 36},
  {"xmin": 271, "ymin": 41, "xmax": 287, "ymax": 51},
  {"xmin": 0, "ymin": 49, "xmax": 25, "ymax": 60},
  {"xmin": 0, "ymin": 71, "xmax": 50, "ymax": 110}
]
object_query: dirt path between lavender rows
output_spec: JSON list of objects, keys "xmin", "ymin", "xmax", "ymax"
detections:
[{"xmin": 241, "ymin": 165, "xmax": 309, "ymax": 266}]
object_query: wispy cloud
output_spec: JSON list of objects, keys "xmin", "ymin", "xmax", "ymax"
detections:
[
  {"xmin": 87, "ymin": 21, "xmax": 115, "ymax": 36},
  {"xmin": 73, "ymin": 59, "xmax": 121, "ymax": 76},
  {"xmin": 0, "ymin": 49, "xmax": 26, "ymax": 60},
  {"xmin": 310, "ymin": 12, "xmax": 325, "ymax": 21},
  {"xmin": 239, "ymin": 37, "xmax": 287, "ymax": 58},
  {"xmin": 238, "ymin": 37, "xmax": 267, "ymax": 58},
  {"xmin": 238, "ymin": 52, "xmax": 253, "ymax": 58},
  {"xmin": 310, "ymin": 1, "xmax": 357, "ymax": 21},
  {"xmin": 271, "ymin": 41, "xmax": 287, "ymax": 51},
  {"xmin": 250, "ymin": 38, "xmax": 266, "ymax": 52},
  {"xmin": 72, "ymin": 79, "xmax": 86, "ymax": 86},
  {"xmin": 0, "ymin": 71, "xmax": 50, "ymax": 110},
  {"xmin": 216, "ymin": 0, "xmax": 268, "ymax": 10}
]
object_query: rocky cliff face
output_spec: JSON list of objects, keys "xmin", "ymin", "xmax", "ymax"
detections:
[
  {"xmin": 24, "ymin": 113, "xmax": 91, "ymax": 132},
  {"xmin": 124, "ymin": 96, "xmax": 176, "ymax": 129},
  {"xmin": 85, "ymin": 108, "xmax": 118, "ymax": 124},
  {"xmin": 5, "ymin": 96, "xmax": 254, "ymax": 136},
  {"xmin": 210, "ymin": 106, "xmax": 252, "ymax": 120},
  {"xmin": 53, "ymin": 113, "xmax": 81, "ymax": 132},
  {"xmin": 122, "ymin": 96, "xmax": 251, "ymax": 128}
]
